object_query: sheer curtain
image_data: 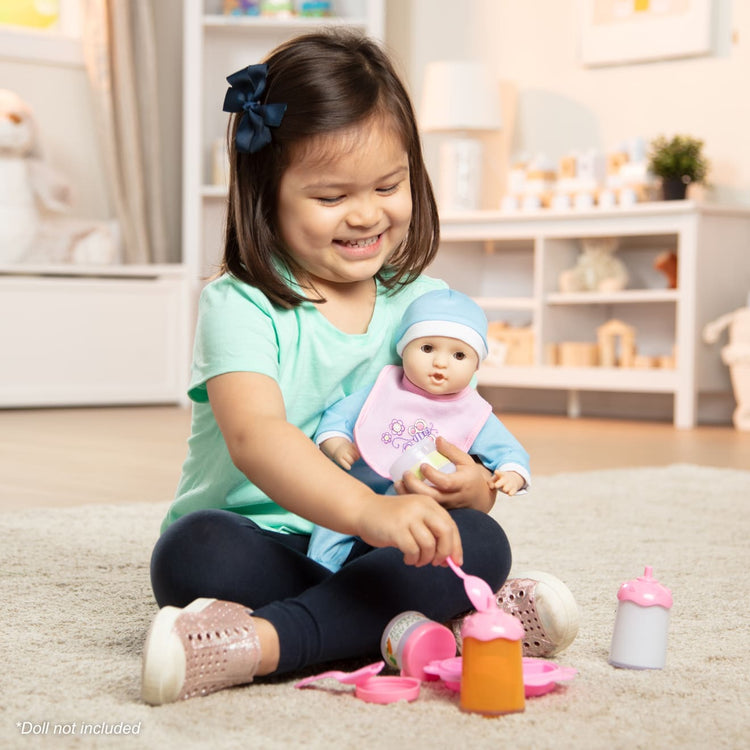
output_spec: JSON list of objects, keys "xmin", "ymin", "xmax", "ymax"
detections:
[{"xmin": 82, "ymin": 0, "xmax": 168, "ymax": 264}]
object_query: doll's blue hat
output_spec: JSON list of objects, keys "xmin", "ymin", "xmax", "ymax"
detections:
[{"xmin": 395, "ymin": 289, "xmax": 489, "ymax": 362}]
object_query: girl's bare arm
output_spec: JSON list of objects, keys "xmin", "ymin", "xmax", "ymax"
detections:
[{"xmin": 206, "ymin": 371, "xmax": 462, "ymax": 566}]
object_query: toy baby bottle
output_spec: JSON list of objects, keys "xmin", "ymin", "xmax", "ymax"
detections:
[
  {"xmin": 609, "ymin": 566, "xmax": 673, "ymax": 670},
  {"xmin": 389, "ymin": 437, "xmax": 456, "ymax": 483},
  {"xmin": 460, "ymin": 608, "xmax": 525, "ymax": 715},
  {"xmin": 380, "ymin": 611, "xmax": 456, "ymax": 680}
]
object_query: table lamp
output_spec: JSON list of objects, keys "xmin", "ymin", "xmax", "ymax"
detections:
[{"xmin": 419, "ymin": 61, "xmax": 502, "ymax": 212}]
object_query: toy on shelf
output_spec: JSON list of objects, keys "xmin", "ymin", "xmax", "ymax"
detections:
[
  {"xmin": 260, "ymin": 0, "xmax": 294, "ymax": 16},
  {"xmin": 299, "ymin": 1, "xmax": 332, "ymax": 16},
  {"xmin": 551, "ymin": 329, "xmax": 675, "ymax": 370},
  {"xmin": 558, "ymin": 237, "xmax": 629, "ymax": 294},
  {"xmin": 223, "ymin": 0, "xmax": 260, "ymax": 14},
  {"xmin": 597, "ymin": 319, "xmax": 636, "ymax": 368},
  {"xmin": 500, "ymin": 137, "xmax": 658, "ymax": 212},
  {"xmin": 704, "ymin": 302, "xmax": 750, "ymax": 430},
  {"xmin": 603, "ymin": 137, "xmax": 659, "ymax": 206},
  {"xmin": 486, "ymin": 322, "xmax": 534, "ymax": 365},
  {"xmin": 0, "ymin": 89, "xmax": 72, "ymax": 264},
  {"xmin": 654, "ymin": 250, "xmax": 678, "ymax": 289},
  {"xmin": 503, "ymin": 153, "xmax": 556, "ymax": 211},
  {"xmin": 556, "ymin": 342, "xmax": 599, "ymax": 367},
  {"xmin": 553, "ymin": 148, "xmax": 605, "ymax": 210}
]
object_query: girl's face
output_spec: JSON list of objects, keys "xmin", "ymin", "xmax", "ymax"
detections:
[
  {"xmin": 277, "ymin": 117, "xmax": 412, "ymax": 292},
  {"xmin": 401, "ymin": 336, "xmax": 479, "ymax": 395}
]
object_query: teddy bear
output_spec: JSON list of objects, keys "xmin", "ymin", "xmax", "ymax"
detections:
[
  {"xmin": 558, "ymin": 237, "xmax": 629, "ymax": 293},
  {"xmin": 704, "ymin": 304, "xmax": 750, "ymax": 431},
  {"xmin": 0, "ymin": 88, "xmax": 72, "ymax": 264}
]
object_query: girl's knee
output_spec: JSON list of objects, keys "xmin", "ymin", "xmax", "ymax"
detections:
[{"xmin": 150, "ymin": 510, "xmax": 235, "ymax": 607}]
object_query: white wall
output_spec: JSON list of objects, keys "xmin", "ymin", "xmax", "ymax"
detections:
[{"xmin": 388, "ymin": 0, "xmax": 750, "ymax": 207}]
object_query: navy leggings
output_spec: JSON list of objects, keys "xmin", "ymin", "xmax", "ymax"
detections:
[{"xmin": 150, "ymin": 507, "xmax": 511, "ymax": 675}]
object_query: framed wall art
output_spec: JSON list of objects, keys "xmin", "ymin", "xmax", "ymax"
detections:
[{"xmin": 580, "ymin": 0, "xmax": 713, "ymax": 66}]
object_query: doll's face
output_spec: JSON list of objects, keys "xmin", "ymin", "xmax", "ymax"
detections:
[{"xmin": 401, "ymin": 336, "xmax": 479, "ymax": 395}]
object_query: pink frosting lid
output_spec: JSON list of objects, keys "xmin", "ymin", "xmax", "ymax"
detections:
[
  {"xmin": 617, "ymin": 566, "xmax": 673, "ymax": 608},
  {"xmin": 461, "ymin": 608, "xmax": 524, "ymax": 642}
]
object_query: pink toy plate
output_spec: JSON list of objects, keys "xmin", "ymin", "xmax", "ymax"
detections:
[
  {"xmin": 424, "ymin": 656, "xmax": 577, "ymax": 697},
  {"xmin": 522, "ymin": 657, "xmax": 578, "ymax": 697},
  {"xmin": 295, "ymin": 661, "xmax": 420, "ymax": 704}
]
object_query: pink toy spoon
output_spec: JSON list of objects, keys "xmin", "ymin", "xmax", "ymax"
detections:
[
  {"xmin": 447, "ymin": 556, "xmax": 496, "ymax": 612},
  {"xmin": 294, "ymin": 661, "xmax": 385, "ymax": 689}
]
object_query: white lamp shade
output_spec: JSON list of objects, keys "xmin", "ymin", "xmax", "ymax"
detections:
[{"xmin": 419, "ymin": 61, "xmax": 502, "ymax": 132}]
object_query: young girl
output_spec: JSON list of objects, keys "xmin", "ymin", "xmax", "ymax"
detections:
[{"xmin": 141, "ymin": 30, "xmax": 571, "ymax": 705}]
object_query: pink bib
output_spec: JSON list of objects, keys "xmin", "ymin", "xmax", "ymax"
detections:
[{"xmin": 353, "ymin": 365, "xmax": 492, "ymax": 479}]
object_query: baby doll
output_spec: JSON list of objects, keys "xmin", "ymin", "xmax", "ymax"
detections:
[{"xmin": 309, "ymin": 288, "xmax": 530, "ymax": 571}]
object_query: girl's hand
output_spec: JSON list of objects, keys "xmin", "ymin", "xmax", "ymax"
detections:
[
  {"xmin": 356, "ymin": 492, "xmax": 463, "ymax": 567},
  {"xmin": 491, "ymin": 469, "xmax": 526, "ymax": 496},
  {"xmin": 320, "ymin": 436, "xmax": 360, "ymax": 470},
  {"xmin": 393, "ymin": 436, "xmax": 497, "ymax": 513}
]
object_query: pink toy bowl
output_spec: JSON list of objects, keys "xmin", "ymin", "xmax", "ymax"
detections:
[
  {"xmin": 424, "ymin": 657, "xmax": 577, "ymax": 697},
  {"xmin": 295, "ymin": 661, "xmax": 420, "ymax": 705},
  {"xmin": 355, "ymin": 675, "xmax": 421, "ymax": 704}
]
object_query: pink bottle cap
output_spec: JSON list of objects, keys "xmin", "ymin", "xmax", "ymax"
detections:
[
  {"xmin": 400, "ymin": 621, "xmax": 456, "ymax": 680},
  {"xmin": 355, "ymin": 676, "xmax": 421, "ymax": 704},
  {"xmin": 617, "ymin": 566, "xmax": 673, "ymax": 609},
  {"xmin": 461, "ymin": 608, "xmax": 524, "ymax": 642}
]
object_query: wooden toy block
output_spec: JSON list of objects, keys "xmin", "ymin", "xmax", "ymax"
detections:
[
  {"xmin": 597, "ymin": 319, "xmax": 636, "ymax": 367},
  {"xmin": 558, "ymin": 342, "xmax": 599, "ymax": 367},
  {"xmin": 487, "ymin": 322, "xmax": 534, "ymax": 366}
]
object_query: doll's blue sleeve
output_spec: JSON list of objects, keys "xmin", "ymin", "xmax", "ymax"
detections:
[
  {"xmin": 314, "ymin": 385, "xmax": 371, "ymax": 444},
  {"xmin": 470, "ymin": 415, "xmax": 531, "ymax": 490}
]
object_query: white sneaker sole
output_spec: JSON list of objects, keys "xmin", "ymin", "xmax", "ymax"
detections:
[
  {"xmin": 141, "ymin": 598, "xmax": 216, "ymax": 705},
  {"xmin": 512, "ymin": 570, "xmax": 580, "ymax": 655}
]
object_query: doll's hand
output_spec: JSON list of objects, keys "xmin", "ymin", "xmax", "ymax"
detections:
[
  {"xmin": 491, "ymin": 470, "xmax": 526, "ymax": 496},
  {"xmin": 393, "ymin": 436, "xmax": 497, "ymax": 513},
  {"xmin": 320, "ymin": 437, "xmax": 360, "ymax": 470},
  {"xmin": 356, "ymin": 492, "xmax": 462, "ymax": 567}
]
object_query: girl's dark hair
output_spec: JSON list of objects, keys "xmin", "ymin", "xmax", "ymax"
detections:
[{"xmin": 221, "ymin": 29, "xmax": 440, "ymax": 307}]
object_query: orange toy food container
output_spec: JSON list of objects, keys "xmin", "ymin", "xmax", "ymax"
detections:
[{"xmin": 460, "ymin": 608, "xmax": 525, "ymax": 716}]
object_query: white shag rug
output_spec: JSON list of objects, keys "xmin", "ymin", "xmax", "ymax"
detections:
[{"xmin": 2, "ymin": 465, "xmax": 749, "ymax": 749}]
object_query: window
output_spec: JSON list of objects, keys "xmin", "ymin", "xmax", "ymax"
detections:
[{"xmin": 0, "ymin": 0, "xmax": 83, "ymax": 67}]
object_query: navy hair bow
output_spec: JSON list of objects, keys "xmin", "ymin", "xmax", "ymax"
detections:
[{"xmin": 223, "ymin": 64, "xmax": 287, "ymax": 154}]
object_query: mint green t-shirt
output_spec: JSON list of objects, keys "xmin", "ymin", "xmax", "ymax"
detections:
[{"xmin": 162, "ymin": 273, "xmax": 446, "ymax": 534}]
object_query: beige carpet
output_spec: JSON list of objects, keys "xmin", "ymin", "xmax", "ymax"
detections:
[{"xmin": 2, "ymin": 465, "xmax": 749, "ymax": 749}]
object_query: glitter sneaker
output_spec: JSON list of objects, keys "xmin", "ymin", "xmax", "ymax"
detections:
[
  {"xmin": 495, "ymin": 571, "xmax": 580, "ymax": 657},
  {"xmin": 450, "ymin": 571, "xmax": 580, "ymax": 658},
  {"xmin": 141, "ymin": 598, "xmax": 261, "ymax": 705}
]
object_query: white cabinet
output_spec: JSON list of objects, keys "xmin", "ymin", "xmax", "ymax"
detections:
[
  {"xmin": 0, "ymin": 265, "xmax": 189, "ymax": 407},
  {"xmin": 182, "ymin": 0, "xmax": 385, "ymax": 295},
  {"xmin": 431, "ymin": 202, "xmax": 750, "ymax": 428}
]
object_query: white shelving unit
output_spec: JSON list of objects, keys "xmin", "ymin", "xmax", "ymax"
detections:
[
  {"xmin": 182, "ymin": 0, "xmax": 385, "ymax": 302},
  {"xmin": 431, "ymin": 201, "xmax": 750, "ymax": 428}
]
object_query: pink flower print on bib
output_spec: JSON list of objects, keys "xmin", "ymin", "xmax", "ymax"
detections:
[{"xmin": 353, "ymin": 365, "xmax": 492, "ymax": 479}]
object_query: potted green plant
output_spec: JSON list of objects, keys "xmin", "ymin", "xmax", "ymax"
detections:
[{"xmin": 648, "ymin": 134, "xmax": 709, "ymax": 200}]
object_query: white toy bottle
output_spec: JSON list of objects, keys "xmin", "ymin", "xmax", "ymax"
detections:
[{"xmin": 609, "ymin": 566, "xmax": 673, "ymax": 669}]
